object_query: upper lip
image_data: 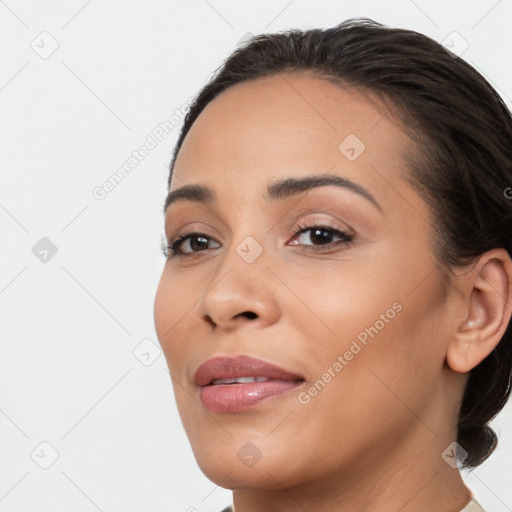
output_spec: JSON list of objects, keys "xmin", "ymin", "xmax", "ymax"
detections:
[{"xmin": 193, "ymin": 354, "xmax": 305, "ymax": 387}]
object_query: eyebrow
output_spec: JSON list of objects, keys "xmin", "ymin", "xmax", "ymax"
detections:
[{"xmin": 163, "ymin": 175, "xmax": 382, "ymax": 214}]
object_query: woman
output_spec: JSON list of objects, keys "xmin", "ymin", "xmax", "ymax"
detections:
[{"xmin": 154, "ymin": 17, "xmax": 512, "ymax": 512}]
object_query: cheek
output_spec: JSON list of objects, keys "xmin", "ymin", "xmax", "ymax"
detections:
[
  {"xmin": 154, "ymin": 270, "xmax": 192, "ymax": 373},
  {"xmin": 281, "ymin": 256, "xmax": 403, "ymax": 351},
  {"xmin": 285, "ymin": 253, "xmax": 445, "ymax": 413}
]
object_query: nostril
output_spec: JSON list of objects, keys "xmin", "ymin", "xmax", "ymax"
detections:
[
  {"xmin": 241, "ymin": 311, "xmax": 257, "ymax": 319},
  {"xmin": 204, "ymin": 315, "xmax": 216, "ymax": 327}
]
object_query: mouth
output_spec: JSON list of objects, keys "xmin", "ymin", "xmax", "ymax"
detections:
[{"xmin": 194, "ymin": 355, "xmax": 305, "ymax": 413}]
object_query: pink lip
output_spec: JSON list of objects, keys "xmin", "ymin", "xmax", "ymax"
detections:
[{"xmin": 194, "ymin": 355, "xmax": 305, "ymax": 413}]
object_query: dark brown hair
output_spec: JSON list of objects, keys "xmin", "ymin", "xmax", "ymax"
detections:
[{"xmin": 166, "ymin": 17, "xmax": 512, "ymax": 469}]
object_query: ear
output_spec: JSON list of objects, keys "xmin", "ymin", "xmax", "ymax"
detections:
[{"xmin": 446, "ymin": 248, "xmax": 512, "ymax": 373}]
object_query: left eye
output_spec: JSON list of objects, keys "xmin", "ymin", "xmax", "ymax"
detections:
[{"xmin": 290, "ymin": 224, "xmax": 354, "ymax": 248}]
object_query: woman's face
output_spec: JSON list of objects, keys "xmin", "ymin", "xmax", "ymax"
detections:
[{"xmin": 154, "ymin": 73, "xmax": 460, "ymax": 490}]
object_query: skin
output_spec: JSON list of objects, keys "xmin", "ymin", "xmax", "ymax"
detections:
[{"xmin": 154, "ymin": 72, "xmax": 512, "ymax": 512}]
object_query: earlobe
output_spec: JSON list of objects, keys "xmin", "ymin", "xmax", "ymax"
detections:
[{"xmin": 446, "ymin": 249, "xmax": 512, "ymax": 374}]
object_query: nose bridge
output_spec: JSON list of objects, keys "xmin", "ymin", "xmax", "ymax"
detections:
[{"xmin": 215, "ymin": 203, "xmax": 268, "ymax": 276}]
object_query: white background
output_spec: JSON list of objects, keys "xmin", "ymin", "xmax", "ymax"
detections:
[{"xmin": 1, "ymin": 1, "xmax": 512, "ymax": 511}]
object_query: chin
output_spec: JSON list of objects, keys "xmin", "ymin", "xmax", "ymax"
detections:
[
  {"xmin": 196, "ymin": 456, "xmax": 298, "ymax": 491},
  {"xmin": 188, "ymin": 436, "xmax": 305, "ymax": 491}
]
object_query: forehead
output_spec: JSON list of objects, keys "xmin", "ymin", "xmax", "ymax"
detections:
[{"xmin": 171, "ymin": 72, "xmax": 416, "ymax": 211}]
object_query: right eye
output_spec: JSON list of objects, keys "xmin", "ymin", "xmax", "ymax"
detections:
[{"xmin": 165, "ymin": 232, "xmax": 222, "ymax": 257}]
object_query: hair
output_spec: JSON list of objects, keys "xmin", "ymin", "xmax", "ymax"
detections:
[{"xmin": 166, "ymin": 17, "xmax": 512, "ymax": 469}]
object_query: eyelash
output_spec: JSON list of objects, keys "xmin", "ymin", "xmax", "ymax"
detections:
[{"xmin": 161, "ymin": 222, "xmax": 354, "ymax": 258}]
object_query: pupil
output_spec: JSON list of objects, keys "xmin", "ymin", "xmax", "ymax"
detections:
[
  {"xmin": 311, "ymin": 228, "xmax": 331, "ymax": 245},
  {"xmin": 191, "ymin": 236, "xmax": 209, "ymax": 251}
]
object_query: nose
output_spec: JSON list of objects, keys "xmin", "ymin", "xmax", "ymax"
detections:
[{"xmin": 197, "ymin": 255, "xmax": 281, "ymax": 331}]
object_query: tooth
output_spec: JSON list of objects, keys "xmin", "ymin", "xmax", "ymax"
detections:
[
  {"xmin": 236, "ymin": 376, "xmax": 256, "ymax": 383},
  {"xmin": 212, "ymin": 378, "xmax": 237, "ymax": 385},
  {"xmin": 211, "ymin": 376, "xmax": 271, "ymax": 385}
]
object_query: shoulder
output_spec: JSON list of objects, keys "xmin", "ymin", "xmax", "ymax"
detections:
[{"xmin": 460, "ymin": 498, "xmax": 486, "ymax": 512}]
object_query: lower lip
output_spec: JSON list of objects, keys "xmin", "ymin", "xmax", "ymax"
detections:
[{"xmin": 199, "ymin": 379, "xmax": 304, "ymax": 413}]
